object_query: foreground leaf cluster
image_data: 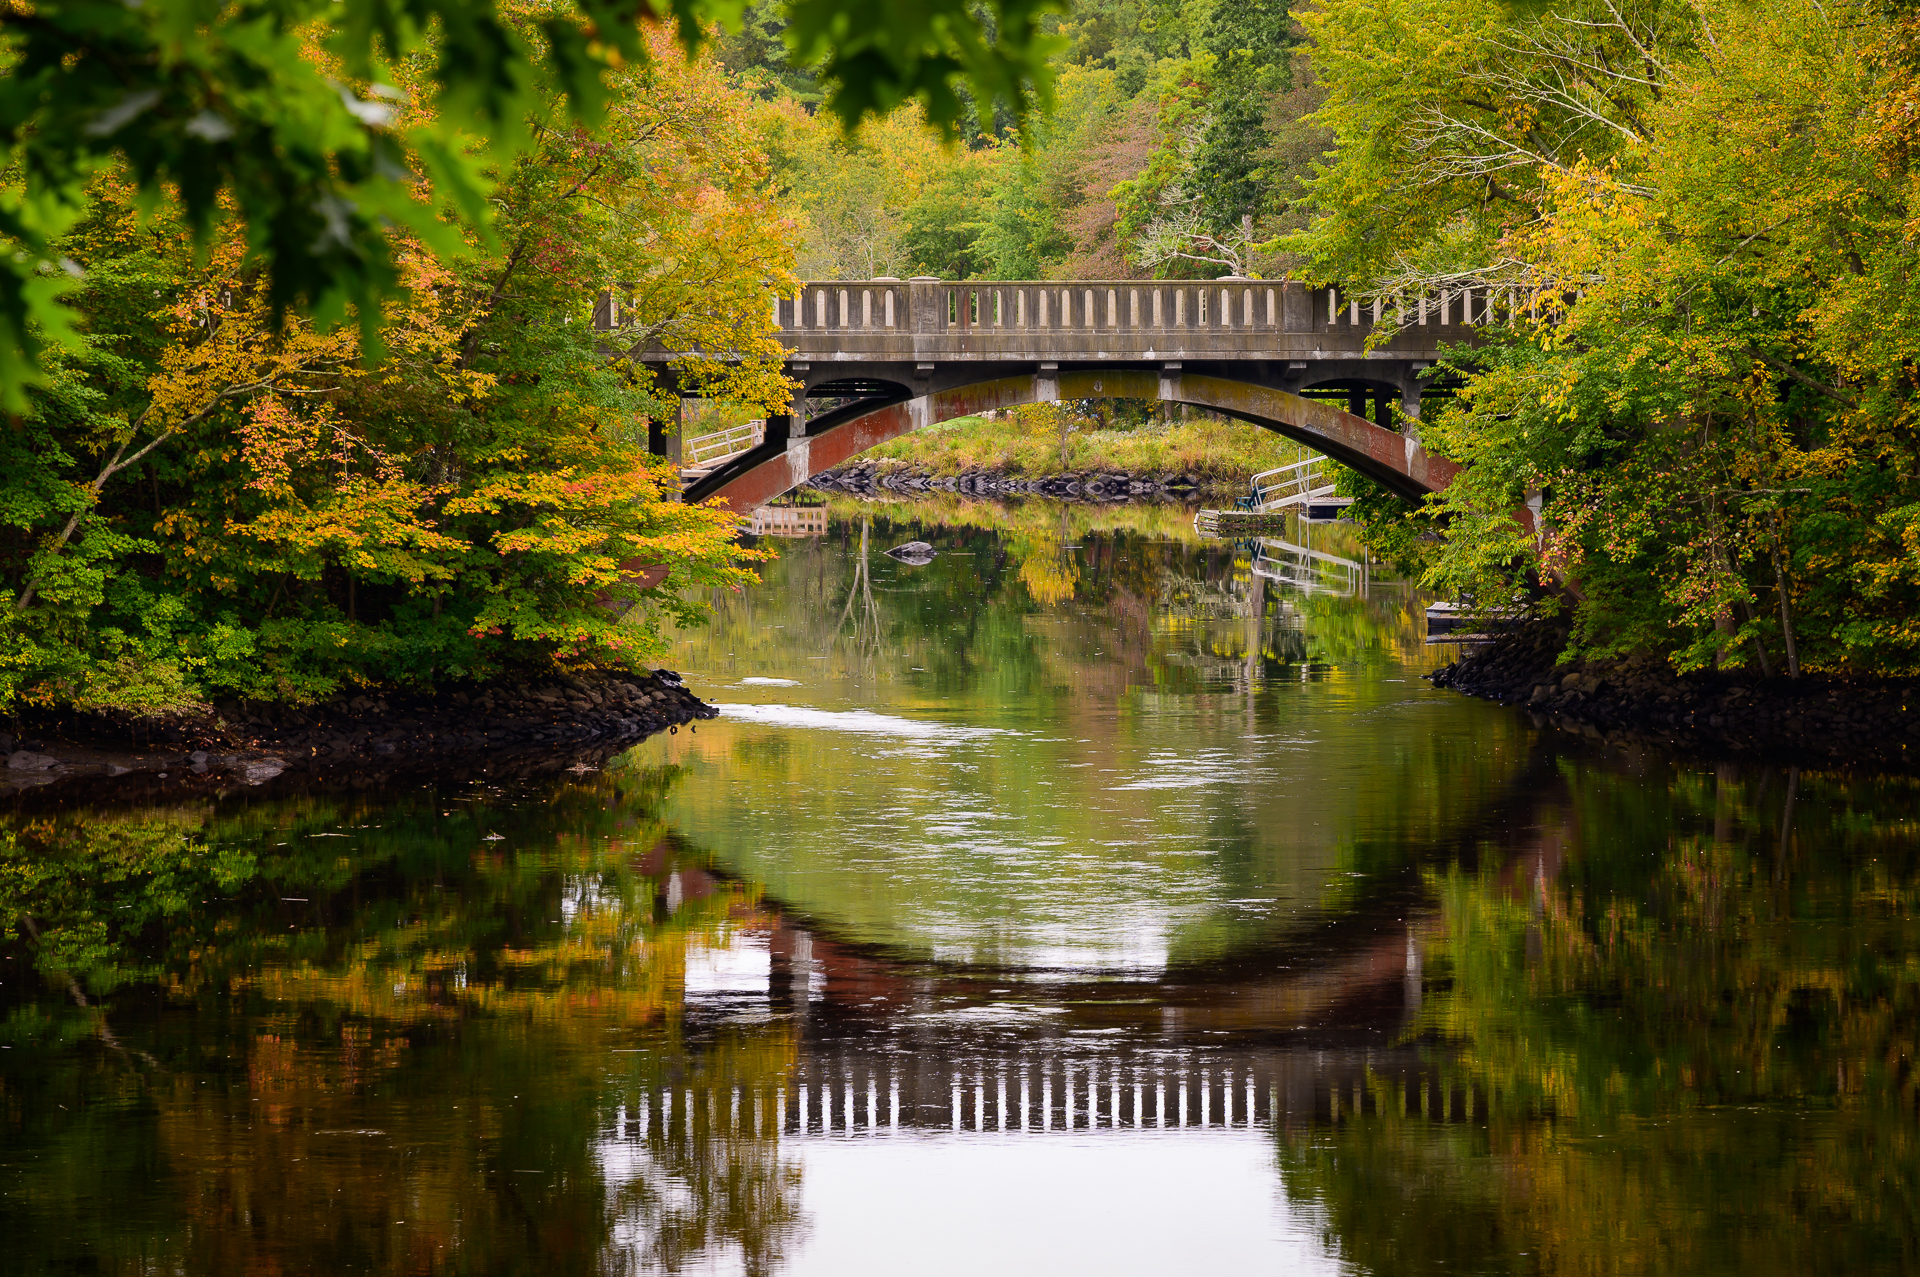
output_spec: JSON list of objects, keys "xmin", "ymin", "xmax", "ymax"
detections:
[{"xmin": 0, "ymin": 33, "xmax": 787, "ymax": 714}]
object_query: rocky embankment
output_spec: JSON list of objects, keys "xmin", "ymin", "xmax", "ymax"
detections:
[
  {"xmin": 1430, "ymin": 621, "xmax": 1920, "ymax": 769},
  {"xmin": 2, "ymin": 668, "xmax": 718, "ymax": 796},
  {"xmin": 809, "ymin": 464, "xmax": 1218, "ymax": 500}
]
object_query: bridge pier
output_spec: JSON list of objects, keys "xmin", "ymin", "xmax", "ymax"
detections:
[{"xmin": 648, "ymin": 398, "xmax": 683, "ymax": 467}]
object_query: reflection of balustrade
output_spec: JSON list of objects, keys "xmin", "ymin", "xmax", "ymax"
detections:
[
  {"xmin": 1251, "ymin": 537, "xmax": 1367, "ymax": 598},
  {"xmin": 602, "ymin": 1054, "xmax": 1488, "ymax": 1141},
  {"xmin": 748, "ymin": 505, "xmax": 828, "ymax": 537}
]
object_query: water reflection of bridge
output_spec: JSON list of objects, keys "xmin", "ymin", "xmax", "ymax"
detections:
[{"xmin": 613, "ymin": 1051, "xmax": 1486, "ymax": 1141}]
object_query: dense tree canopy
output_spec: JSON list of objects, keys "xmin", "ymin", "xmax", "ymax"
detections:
[
  {"xmin": 1, "ymin": 30, "xmax": 784, "ymax": 716},
  {"xmin": 0, "ymin": 0, "xmax": 1070, "ymax": 404},
  {"xmin": 1303, "ymin": 0, "xmax": 1920, "ymax": 675}
]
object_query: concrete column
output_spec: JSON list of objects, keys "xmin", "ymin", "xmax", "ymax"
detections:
[
  {"xmin": 789, "ymin": 362, "xmax": 810, "ymax": 438},
  {"xmin": 1401, "ymin": 364, "xmax": 1426, "ymax": 442},
  {"xmin": 650, "ymin": 398, "xmax": 683, "ymax": 468},
  {"xmin": 1036, "ymin": 361, "xmax": 1059, "ymax": 403}
]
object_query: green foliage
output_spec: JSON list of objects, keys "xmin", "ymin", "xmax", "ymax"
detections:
[
  {"xmin": 1301, "ymin": 0, "xmax": 1920, "ymax": 674},
  {"xmin": 0, "ymin": 0, "xmax": 1068, "ymax": 403},
  {"xmin": 0, "ymin": 41, "xmax": 779, "ymax": 715}
]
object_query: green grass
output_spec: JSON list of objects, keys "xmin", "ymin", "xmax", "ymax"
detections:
[{"xmin": 850, "ymin": 404, "xmax": 1313, "ymax": 482}]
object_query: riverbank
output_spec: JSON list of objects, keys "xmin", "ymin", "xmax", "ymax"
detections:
[
  {"xmin": 809, "ymin": 463, "xmax": 1220, "ymax": 499},
  {"xmin": 1, "ymin": 668, "xmax": 718, "ymax": 797},
  {"xmin": 1429, "ymin": 620, "xmax": 1920, "ymax": 769},
  {"xmin": 833, "ymin": 407, "xmax": 1309, "ymax": 492}
]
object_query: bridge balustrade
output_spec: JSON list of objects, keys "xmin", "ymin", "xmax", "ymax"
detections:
[{"xmin": 758, "ymin": 279, "xmax": 1520, "ymax": 338}]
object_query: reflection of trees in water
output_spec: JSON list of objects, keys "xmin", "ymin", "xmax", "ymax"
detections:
[
  {"xmin": 0, "ymin": 768, "xmax": 810, "ymax": 1277},
  {"xmin": 1013, "ymin": 505, "xmax": 1080, "ymax": 606},
  {"xmin": 1274, "ymin": 763, "xmax": 1920, "ymax": 1276},
  {"xmin": 830, "ymin": 517, "xmax": 887, "ymax": 679}
]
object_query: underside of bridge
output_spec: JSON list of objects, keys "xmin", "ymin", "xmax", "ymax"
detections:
[{"xmin": 680, "ymin": 367, "xmax": 1460, "ymax": 512}]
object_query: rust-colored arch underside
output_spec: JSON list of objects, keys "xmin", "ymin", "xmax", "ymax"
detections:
[{"xmin": 691, "ymin": 369, "xmax": 1458, "ymax": 514}]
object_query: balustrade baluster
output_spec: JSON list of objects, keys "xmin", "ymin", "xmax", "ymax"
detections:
[{"xmin": 1107, "ymin": 288, "xmax": 1118, "ymax": 329}]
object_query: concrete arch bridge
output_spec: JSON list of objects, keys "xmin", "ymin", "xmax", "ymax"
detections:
[{"xmin": 616, "ymin": 277, "xmax": 1493, "ymax": 513}]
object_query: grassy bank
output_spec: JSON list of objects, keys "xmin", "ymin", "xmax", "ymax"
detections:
[{"xmin": 849, "ymin": 404, "xmax": 1311, "ymax": 483}]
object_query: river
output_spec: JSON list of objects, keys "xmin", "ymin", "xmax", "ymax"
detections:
[{"xmin": 3, "ymin": 497, "xmax": 1916, "ymax": 1275}]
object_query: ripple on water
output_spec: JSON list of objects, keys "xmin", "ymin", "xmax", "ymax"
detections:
[{"xmin": 718, "ymin": 702, "xmax": 1013, "ymax": 742}]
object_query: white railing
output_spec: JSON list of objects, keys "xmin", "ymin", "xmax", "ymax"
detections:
[
  {"xmin": 683, "ymin": 420, "xmax": 764, "ymax": 472},
  {"xmin": 1250, "ymin": 456, "xmax": 1352, "ymax": 515}
]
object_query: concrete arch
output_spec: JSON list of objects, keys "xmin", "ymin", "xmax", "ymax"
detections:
[{"xmin": 684, "ymin": 368, "xmax": 1458, "ymax": 513}]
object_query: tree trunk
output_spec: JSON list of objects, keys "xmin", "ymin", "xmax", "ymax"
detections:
[{"xmin": 1771, "ymin": 539, "xmax": 1799, "ymax": 678}]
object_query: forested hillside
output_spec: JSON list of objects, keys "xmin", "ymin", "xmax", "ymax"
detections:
[
  {"xmin": 4, "ymin": 0, "xmax": 1916, "ymax": 725},
  {"xmin": 742, "ymin": 0, "xmax": 1920, "ymax": 680}
]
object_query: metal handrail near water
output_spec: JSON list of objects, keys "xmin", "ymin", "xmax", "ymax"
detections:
[
  {"xmin": 1249, "ymin": 455, "xmax": 1354, "ymax": 516},
  {"xmin": 683, "ymin": 419, "xmax": 765, "ymax": 474}
]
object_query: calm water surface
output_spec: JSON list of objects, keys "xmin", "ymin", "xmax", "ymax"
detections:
[{"xmin": 4, "ymin": 498, "xmax": 1917, "ymax": 1275}]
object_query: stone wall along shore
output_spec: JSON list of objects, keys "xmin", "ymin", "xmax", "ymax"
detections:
[
  {"xmin": 2, "ymin": 668, "xmax": 718, "ymax": 797},
  {"xmin": 1429, "ymin": 621, "xmax": 1920, "ymax": 770},
  {"xmin": 808, "ymin": 464, "xmax": 1218, "ymax": 500}
]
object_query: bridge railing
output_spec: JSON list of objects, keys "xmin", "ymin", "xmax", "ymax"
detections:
[
  {"xmin": 1251, "ymin": 456, "xmax": 1345, "ymax": 513},
  {"xmin": 683, "ymin": 419, "xmax": 764, "ymax": 470},
  {"xmin": 760, "ymin": 278, "xmax": 1524, "ymax": 338}
]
